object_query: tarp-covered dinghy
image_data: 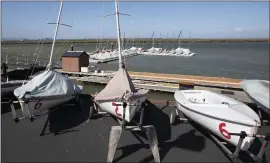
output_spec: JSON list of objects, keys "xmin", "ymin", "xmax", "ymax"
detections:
[
  {"xmin": 240, "ymin": 80, "xmax": 269, "ymax": 115},
  {"xmin": 94, "ymin": 65, "xmax": 148, "ymax": 122},
  {"xmin": 13, "ymin": 69, "xmax": 83, "ymax": 120},
  {"xmin": 174, "ymin": 90, "xmax": 261, "ymax": 151}
]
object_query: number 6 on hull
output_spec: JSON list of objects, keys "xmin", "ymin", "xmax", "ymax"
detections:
[{"xmin": 9, "ymin": 96, "xmax": 75, "ymax": 122}]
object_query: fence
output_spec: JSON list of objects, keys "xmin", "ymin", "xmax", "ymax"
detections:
[{"xmin": 2, "ymin": 54, "xmax": 61, "ymax": 69}]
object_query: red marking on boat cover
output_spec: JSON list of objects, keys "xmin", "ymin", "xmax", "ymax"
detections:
[
  {"xmin": 112, "ymin": 102, "xmax": 122, "ymax": 117},
  {"xmin": 34, "ymin": 100, "xmax": 42, "ymax": 110},
  {"xmin": 219, "ymin": 122, "xmax": 231, "ymax": 139}
]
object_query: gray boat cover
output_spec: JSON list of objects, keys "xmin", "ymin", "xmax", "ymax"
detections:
[
  {"xmin": 14, "ymin": 69, "xmax": 83, "ymax": 100},
  {"xmin": 94, "ymin": 67, "xmax": 148, "ymax": 102},
  {"xmin": 240, "ymin": 80, "xmax": 269, "ymax": 114}
]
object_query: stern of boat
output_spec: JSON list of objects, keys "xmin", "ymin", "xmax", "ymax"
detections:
[{"xmin": 96, "ymin": 96, "xmax": 147, "ymax": 123}]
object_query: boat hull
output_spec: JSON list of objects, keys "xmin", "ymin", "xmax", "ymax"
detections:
[
  {"xmin": 18, "ymin": 96, "xmax": 76, "ymax": 118},
  {"xmin": 174, "ymin": 90, "xmax": 260, "ymax": 151},
  {"xmin": 96, "ymin": 96, "xmax": 146, "ymax": 122},
  {"xmin": 247, "ymin": 94, "xmax": 270, "ymax": 116},
  {"xmin": 240, "ymin": 80, "xmax": 270, "ymax": 115},
  {"xmin": 176, "ymin": 102, "xmax": 258, "ymax": 151}
]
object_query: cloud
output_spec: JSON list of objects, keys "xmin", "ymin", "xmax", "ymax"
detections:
[
  {"xmin": 213, "ymin": 28, "xmax": 221, "ymax": 32},
  {"xmin": 233, "ymin": 27, "xmax": 245, "ymax": 32}
]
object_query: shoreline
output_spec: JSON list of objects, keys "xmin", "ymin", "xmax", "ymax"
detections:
[{"xmin": 2, "ymin": 38, "xmax": 269, "ymax": 44}]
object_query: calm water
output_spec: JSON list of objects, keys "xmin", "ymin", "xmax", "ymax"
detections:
[{"xmin": 1, "ymin": 42, "xmax": 269, "ymax": 80}]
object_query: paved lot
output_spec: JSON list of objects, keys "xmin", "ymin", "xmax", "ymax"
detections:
[{"xmin": 1, "ymin": 95, "xmax": 270, "ymax": 162}]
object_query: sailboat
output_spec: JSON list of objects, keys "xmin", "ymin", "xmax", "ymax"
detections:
[
  {"xmin": 93, "ymin": 1, "xmax": 148, "ymax": 123},
  {"xmin": 11, "ymin": 1, "xmax": 83, "ymax": 122},
  {"xmin": 240, "ymin": 80, "xmax": 270, "ymax": 115},
  {"xmin": 174, "ymin": 90, "xmax": 261, "ymax": 151},
  {"xmin": 171, "ymin": 31, "xmax": 183, "ymax": 56}
]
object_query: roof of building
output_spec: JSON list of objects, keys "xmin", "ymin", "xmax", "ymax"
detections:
[{"xmin": 62, "ymin": 51, "xmax": 88, "ymax": 57}]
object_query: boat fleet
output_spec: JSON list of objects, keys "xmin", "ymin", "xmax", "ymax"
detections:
[
  {"xmin": 89, "ymin": 48, "xmax": 139, "ymax": 63},
  {"xmin": 5, "ymin": 1, "xmax": 269, "ymax": 163},
  {"xmin": 89, "ymin": 45, "xmax": 196, "ymax": 63},
  {"xmin": 89, "ymin": 24, "xmax": 195, "ymax": 64}
]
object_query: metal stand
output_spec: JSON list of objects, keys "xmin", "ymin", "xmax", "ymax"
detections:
[
  {"xmin": 107, "ymin": 102, "xmax": 160, "ymax": 163},
  {"xmin": 210, "ymin": 131, "xmax": 269, "ymax": 163},
  {"xmin": 9, "ymin": 100, "xmax": 34, "ymax": 122},
  {"xmin": 170, "ymin": 107, "xmax": 269, "ymax": 163},
  {"xmin": 9, "ymin": 97, "xmax": 80, "ymax": 123},
  {"xmin": 170, "ymin": 106, "xmax": 190, "ymax": 125},
  {"xmin": 257, "ymin": 108, "xmax": 269, "ymax": 126}
]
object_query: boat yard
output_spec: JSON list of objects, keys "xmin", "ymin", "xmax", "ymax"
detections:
[
  {"xmin": 2, "ymin": 1, "xmax": 270, "ymax": 163},
  {"xmin": 1, "ymin": 97, "xmax": 270, "ymax": 162}
]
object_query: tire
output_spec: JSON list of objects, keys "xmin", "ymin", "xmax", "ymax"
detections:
[
  {"xmin": 75, "ymin": 95, "xmax": 83, "ymax": 110},
  {"xmin": 170, "ymin": 109, "xmax": 176, "ymax": 125},
  {"xmin": 89, "ymin": 105, "xmax": 94, "ymax": 119}
]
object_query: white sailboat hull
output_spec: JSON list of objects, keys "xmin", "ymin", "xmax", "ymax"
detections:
[
  {"xmin": 17, "ymin": 84, "xmax": 84, "ymax": 118},
  {"xmin": 96, "ymin": 96, "xmax": 146, "ymax": 122},
  {"xmin": 240, "ymin": 80, "xmax": 270, "ymax": 115},
  {"xmin": 18, "ymin": 96, "xmax": 76, "ymax": 118},
  {"xmin": 174, "ymin": 90, "xmax": 261, "ymax": 151}
]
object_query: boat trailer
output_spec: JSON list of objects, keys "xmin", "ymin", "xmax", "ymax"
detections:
[
  {"xmin": 170, "ymin": 107, "xmax": 270, "ymax": 163},
  {"xmin": 91, "ymin": 100, "xmax": 160, "ymax": 163},
  {"xmin": 6, "ymin": 95, "xmax": 82, "ymax": 123}
]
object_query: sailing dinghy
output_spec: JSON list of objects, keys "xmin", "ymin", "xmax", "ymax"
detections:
[
  {"xmin": 174, "ymin": 90, "xmax": 261, "ymax": 151},
  {"xmin": 10, "ymin": 1, "xmax": 83, "ymax": 122},
  {"xmin": 93, "ymin": 0, "xmax": 148, "ymax": 123},
  {"xmin": 94, "ymin": 65, "xmax": 148, "ymax": 122},
  {"xmin": 240, "ymin": 80, "xmax": 269, "ymax": 115}
]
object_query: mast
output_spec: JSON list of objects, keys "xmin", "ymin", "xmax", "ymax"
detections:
[
  {"xmin": 115, "ymin": 0, "xmax": 122, "ymax": 68},
  {"xmin": 159, "ymin": 32, "xmax": 162, "ymax": 48},
  {"xmin": 47, "ymin": 1, "xmax": 63, "ymax": 70},
  {"xmin": 152, "ymin": 31, "xmax": 155, "ymax": 48},
  {"xmin": 176, "ymin": 30, "xmax": 182, "ymax": 48}
]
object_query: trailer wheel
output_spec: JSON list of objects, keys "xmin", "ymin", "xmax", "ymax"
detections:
[
  {"xmin": 14, "ymin": 118, "xmax": 20, "ymax": 123},
  {"xmin": 89, "ymin": 105, "xmax": 94, "ymax": 119},
  {"xmin": 75, "ymin": 95, "xmax": 83, "ymax": 110},
  {"xmin": 170, "ymin": 109, "xmax": 176, "ymax": 125},
  {"xmin": 30, "ymin": 116, "xmax": 35, "ymax": 122}
]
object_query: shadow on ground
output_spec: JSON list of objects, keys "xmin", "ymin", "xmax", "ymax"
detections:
[
  {"xmin": 40, "ymin": 94, "xmax": 93, "ymax": 136},
  {"xmin": 113, "ymin": 100, "xmax": 206, "ymax": 162}
]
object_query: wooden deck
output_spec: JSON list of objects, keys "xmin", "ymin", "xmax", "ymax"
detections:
[
  {"xmin": 128, "ymin": 71, "xmax": 241, "ymax": 88},
  {"xmin": 58, "ymin": 69, "xmax": 243, "ymax": 89}
]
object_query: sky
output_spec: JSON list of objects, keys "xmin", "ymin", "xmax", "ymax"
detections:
[{"xmin": 1, "ymin": 1, "xmax": 269, "ymax": 39}]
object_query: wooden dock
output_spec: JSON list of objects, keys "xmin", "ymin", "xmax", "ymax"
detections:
[
  {"xmin": 128, "ymin": 71, "xmax": 241, "ymax": 88},
  {"xmin": 58, "ymin": 69, "xmax": 252, "ymax": 103},
  {"xmin": 57, "ymin": 69, "xmax": 242, "ymax": 88}
]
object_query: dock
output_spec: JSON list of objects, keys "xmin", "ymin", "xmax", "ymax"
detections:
[{"xmin": 57, "ymin": 69, "xmax": 252, "ymax": 103}]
